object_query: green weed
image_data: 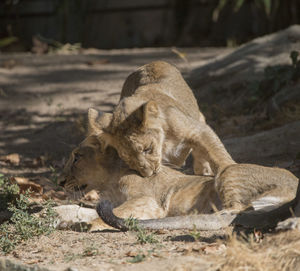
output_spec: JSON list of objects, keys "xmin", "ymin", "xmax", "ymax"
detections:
[
  {"xmin": 127, "ymin": 254, "xmax": 146, "ymax": 263},
  {"xmin": 125, "ymin": 217, "xmax": 158, "ymax": 245},
  {"xmin": 189, "ymin": 225, "xmax": 202, "ymax": 241},
  {"xmin": 0, "ymin": 174, "xmax": 19, "ymax": 211},
  {"xmin": 0, "ymin": 175, "xmax": 57, "ymax": 254}
]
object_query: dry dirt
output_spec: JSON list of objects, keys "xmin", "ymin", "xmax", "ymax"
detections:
[
  {"xmin": 0, "ymin": 45, "xmax": 300, "ymax": 271},
  {"xmin": 0, "ymin": 47, "xmax": 232, "ymax": 177}
]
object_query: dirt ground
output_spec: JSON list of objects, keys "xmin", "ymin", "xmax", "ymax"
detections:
[
  {"xmin": 0, "ymin": 46, "xmax": 300, "ymax": 271},
  {"xmin": 0, "ymin": 47, "xmax": 232, "ymax": 176}
]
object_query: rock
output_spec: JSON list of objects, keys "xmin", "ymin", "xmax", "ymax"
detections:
[
  {"xmin": 188, "ymin": 25, "xmax": 300, "ymax": 128},
  {"xmin": 0, "ymin": 257, "xmax": 50, "ymax": 271},
  {"xmin": 53, "ymin": 205, "xmax": 99, "ymax": 230},
  {"xmin": 189, "ymin": 25, "xmax": 300, "ymax": 92},
  {"xmin": 224, "ymin": 121, "xmax": 300, "ymax": 165}
]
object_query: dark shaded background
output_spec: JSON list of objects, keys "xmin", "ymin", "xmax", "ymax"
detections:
[{"xmin": 1, "ymin": 0, "xmax": 300, "ymax": 51}]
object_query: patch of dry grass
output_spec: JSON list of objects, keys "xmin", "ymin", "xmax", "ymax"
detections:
[{"xmin": 215, "ymin": 230, "xmax": 300, "ymax": 271}]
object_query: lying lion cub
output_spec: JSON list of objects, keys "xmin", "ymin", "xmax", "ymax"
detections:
[
  {"xmin": 97, "ymin": 184, "xmax": 300, "ymax": 230},
  {"xmin": 59, "ymin": 111, "xmax": 298, "ymax": 230},
  {"xmin": 96, "ymin": 61, "xmax": 235, "ymax": 177}
]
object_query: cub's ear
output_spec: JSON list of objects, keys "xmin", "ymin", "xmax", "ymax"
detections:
[
  {"xmin": 87, "ymin": 108, "xmax": 112, "ymax": 135},
  {"xmin": 142, "ymin": 100, "xmax": 159, "ymax": 128},
  {"xmin": 98, "ymin": 112, "xmax": 113, "ymax": 131},
  {"xmin": 88, "ymin": 108, "xmax": 101, "ymax": 135}
]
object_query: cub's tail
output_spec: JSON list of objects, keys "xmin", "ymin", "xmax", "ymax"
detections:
[
  {"xmin": 97, "ymin": 193, "xmax": 299, "ymax": 231},
  {"xmin": 97, "ymin": 200, "xmax": 234, "ymax": 231}
]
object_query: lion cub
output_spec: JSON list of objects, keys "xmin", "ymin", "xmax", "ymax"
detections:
[
  {"xmin": 96, "ymin": 61, "xmax": 235, "ymax": 177},
  {"xmin": 59, "ymin": 110, "xmax": 298, "ymax": 230}
]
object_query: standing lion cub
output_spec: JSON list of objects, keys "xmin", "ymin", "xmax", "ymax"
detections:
[{"xmin": 95, "ymin": 61, "xmax": 235, "ymax": 177}]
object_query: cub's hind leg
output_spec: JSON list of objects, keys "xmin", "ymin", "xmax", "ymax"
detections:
[{"xmin": 215, "ymin": 164, "xmax": 298, "ymax": 212}]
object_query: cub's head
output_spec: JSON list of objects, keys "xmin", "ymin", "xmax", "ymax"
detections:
[
  {"xmin": 59, "ymin": 136, "xmax": 117, "ymax": 194},
  {"xmin": 100, "ymin": 99, "xmax": 164, "ymax": 177},
  {"xmin": 59, "ymin": 109, "xmax": 120, "ymax": 195}
]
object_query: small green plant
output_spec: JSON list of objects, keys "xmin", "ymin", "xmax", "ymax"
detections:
[
  {"xmin": 125, "ymin": 217, "xmax": 158, "ymax": 245},
  {"xmin": 125, "ymin": 216, "xmax": 140, "ymax": 231},
  {"xmin": 0, "ymin": 176, "xmax": 57, "ymax": 254},
  {"xmin": 127, "ymin": 253, "xmax": 146, "ymax": 263},
  {"xmin": 189, "ymin": 225, "xmax": 202, "ymax": 241},
  {"xmin": 0, "ymin": 174, "xmax": 19, "ymax": 211}
]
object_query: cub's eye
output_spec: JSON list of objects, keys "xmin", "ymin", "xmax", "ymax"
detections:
[
  {"xmin": 73, "ymin": 152, "xmax": 82, "ymax": 163},
  {"xmin": 143, "ymin": 144, "xmax": 152, "ymax": 154}
]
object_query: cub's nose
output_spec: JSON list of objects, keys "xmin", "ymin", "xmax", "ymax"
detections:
[{"xmin": 140, "ymin": 168, "xmax": 154, "ymax": 178}]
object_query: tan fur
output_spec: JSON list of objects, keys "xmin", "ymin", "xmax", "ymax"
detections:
[
  {"xmin": 96, "ymin": 61, "xmax": 235, "ymax": 177},
  {"xmin": 216, "ymin": 164, "xmax": 298, "ymax": 210},
  {"xmin": 59, "ymin": 113, "xmax": 298, "ymax": 230},
  {"xmin": 59, "ymin": 135, "xmax": 220, "ymax": 219}
]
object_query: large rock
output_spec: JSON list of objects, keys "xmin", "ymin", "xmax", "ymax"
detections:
[
  {"xmin": 224, "ymin": 120, "xmax": 300, "ymax": 167},
  {"xmin": 188, "ymin": 25, "xmax": 300, "ymax": 125},
  {"xmin": 189, "ymin": 25, "xmax": 300, "ymax": 92}
]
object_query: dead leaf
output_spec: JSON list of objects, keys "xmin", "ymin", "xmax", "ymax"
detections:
[
  {"xmin": 12, "ymin": 177, "xmax": 43, "ymax": 194},
  {"xmin": 83, "ymin": 190, "xmax": 99, "ymax": 201},
  {"xmin": 0, "ymin": 153, "xmax": 20, "ymax": 166},
  {"xmin": 154, "ymin": 229, "xmax": 168, "ymax": 235},
  {"xmin": 25, "ymin": 259, "xmax": 42, "ymax": 265},
  {"xmin": 202, "ymin": 243, "xmax": 226, "ymax": 254},
  {"xmin": 126, "ymin": 251, "xmax": 139, "ymax": 257},
  {"xmin": 254, "ymin": 229, "xmax": 264, "ymax": 243}
]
